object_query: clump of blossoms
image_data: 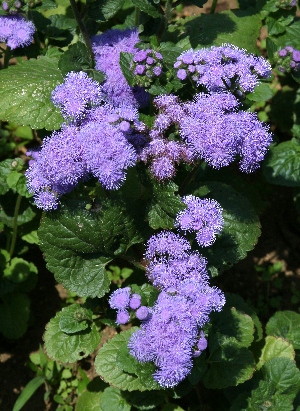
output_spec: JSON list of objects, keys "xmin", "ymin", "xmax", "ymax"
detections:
[
  {"xmin": 131, "ymin": 48, "xmax": 163, "ymax": 87},
  {"xmin": 0, "ymin": 14, "xmax": 35, "ymax": 49},
  {"xmin": 174, "ymin": 44, "xmax": 271, "ymax": 95},
  {"xmin": 275, "ymin": 0, "xmax": 297, "ymax": 9},
  {"xmin": 2, "ymin": 0, "xmax": 22, "ymax": 14},
  {"xmin": 274, "ymin": 46, "xmax": 300, "ymax": 72},
  {"xmin": 109, "ymin": 199, "xmax": 225, "ymax": 388}
]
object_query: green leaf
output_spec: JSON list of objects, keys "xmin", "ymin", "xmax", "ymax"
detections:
[
  {"xmin": 0, "ymin": 57, "xmax": 63, "ymax": 130},
  {"xmin": 44, "ymin": 310, "xmax": 100, "ymax": 363},
  {"xmin": 247, "ymin": 82, "xmax": 274, "ymax": 102},
  {"xmin": 95, "ymin": 328, "xmax": 160, "ymax": 391},
  {"xmin": 210, "ymin": 307, "xmax": 255, "ymax": 348},
  {"xmin": 100, "ymin": 387, "xmax": 131, "ymax": 411},
  {"xmin": 159, "ymin": 42, "xmax": 182, "ymax": 67},
  {"xmin": 147, "ymin": 181, "xmax": 185, "ymax": 230},
  {"xmin": 131, "ymin": 0, "xmax": 160, "ymax": 18},
  {"xmin": 263, "ymin": 139, "xmax": 300, "ymax": 187},
  {"xmin": 75, "ymin": 391, "xmax": 102, "ymax": 411},
  {"xmin": 194, "ymin": 182, "xmax": 261, "ymax": 276},
  {"xmin": 266, "ymin": 311, "xmax": 300, "ymax": 349},
  {"xmin": 59, "ymin": 304, "xmax": 93, "ymax": 334},
  {"xmin": 257, "ymin": 336, "xmax": 295, "ymax": 370},
  {"xmin": 0, "ymin": 158, "xmax": 24, "ymax": 195},
  {"xmin": 119, "ymin": 52, "xmax": 135, "ymax": 86},
  {"xmin": 123, "ymin": 390, "xmax": 165, "ymax": 410},
  {"xmin": 262, "ymin": 357, "xmax": 300, "ymax": 395},
  {"xmin": 12, "ymin": 376, "xmax": 45, "ymax": 411},
  {"xmin": 6, "ymin": 172, "xmax": 31, "ymax": 197},
  {"xmin": 3, "ymin": 257, "xmax": 37, "ymax": 284},
  {"xmin": 0, "ymin": 293, "xmax": 30, "ymax": 339},
  {"xmin": 38, "ymin": 195, "xmax": 145, "ymax": 297},
  {"xmin": 203, "ymin": 335, "xmax": 255, "ymax": 389},
  {"xmin": 58, "ymin": 42, "xmax": 94, "ymax": 75},
  {"xmin": 87, "ymin": 0, "xmax": 125, "ymax": 22},
  {"xmin": 0, "ymin": 191, "xmax": 37, "ymax": 227},
  {"xmin": 176, "ymin": 10, "xmax": 261, "ymax": 53}
]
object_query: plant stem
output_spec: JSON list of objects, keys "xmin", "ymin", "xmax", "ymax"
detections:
[
  {"xmin": 210, "ymin": 0, "xmax": 218, "ymax": 13},
  {"xmin": 3, "ymin": 46, "xmax": 11, "ymax": 69},
  {"xmin": 9, "ymin": 194, "xmax": 22, "ymax": 258},
  {"xmin": 134, "ymin": 7, "xmax": 140, "ymax": 27},
  {"xmin": 156, "ymin": 0, "xmax": 173, "ymax": 43},
  {"xmin": 69, "ymin": 0, "xmax": 93, "ymax": 58}
]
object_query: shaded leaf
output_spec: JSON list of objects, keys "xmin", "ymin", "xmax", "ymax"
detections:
[
  {"xmin": 257, "ymin": 336, "xmax": 295, "ymax": 370},
  {"xmin": 0, "ymin": 293, "xmax": 30, "ymax": 339},
  {"xmin": 266, "ymin": 311, "xmax": 300, "ymax": 349}
]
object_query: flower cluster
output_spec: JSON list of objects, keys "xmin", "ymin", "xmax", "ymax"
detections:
[
  {"xmin": 2, "ymin": 0, "xmax": 22, "ymax": 13},
  {"xmin": 110, "ymin": 198, "xmax": 225, "ymax": 388},
  {"xmin": 91, "ymin": 28, "xmax": 149, "ymax": 108},
  {"xmin": 51, "ymin": 71, "xmax": 102, "ymax": 120},
  {"xmin": 0, "ymin": 14, "xmax": 35, "ymax": 49},
  {"xmin": 174, "ymin": 44, "xmax": 271, "ymax": 94},
  {"xmin": 131, "ymin": 49, "xmax": 163, "ymax": 87},
  {"xmin": 274, "ymin": 46, "xmax": 300, "ymax": 72},
  {"xmin": 109, "ymin": 287, "xmax": 149, "ymax": 324},
  {"xmin": 175, "ymin": 196, "xmax": 224, "ymax": 247},
  {"xmin": 276, "ymin": 0, "xmax": 297, "ymax": 9}
]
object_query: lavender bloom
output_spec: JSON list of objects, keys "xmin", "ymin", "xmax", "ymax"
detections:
[
  {"xmin": 91, "ymin": 28, "xmax": 149, "ymax": 108},
  {"xmin": 0, "ymin": 15, "xmax": 35, "ymax": 49},
  {"xmin": 179, "ymin": 93, "xmax": 272, "ymax": 172},
  {"xmin": 78, "ymin": 121, "xmax": 137, "ymax": 190},
  {"xmin": 51, "ymin": 72, "xmax": 102, "ymax": 120},
  {"xmin": 131, "ymin": 48, "xmax": 164, "ymax": 86},
  {"xmin": 117, "ymin": 310, "xmax": 130, "ymax": 325},
  {"xmin": 145, "ymin": 231, "xmax": 191, "ymax": 260},
  {"xmin": 174, "ymin": 45, "xmax": 271, "ymax": 94},
  {"xmin": 136, "ymin": 306, "xmax": 149, "ymax": 320},
  {"xmin": 129, "ymin": 294, "xmax": 142, "ymax": 310},
  {"xmin": 109, "ymin": 287, "xmax": 131, "ymax": 310},
  {"xmin": 175, "ymin": 196, "xmax": 224, "ymax": 247},
  {"xmin": 275, "ymin": 46, "xmax": 300, "ymax": 72},
  {"xmin": 26, "ymin": 125, "xmax": 86, "ymax": 210}
]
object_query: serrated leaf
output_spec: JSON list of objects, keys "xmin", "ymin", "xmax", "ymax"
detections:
[
  {"xmin": 59, "ymin": 304, "xmax": 93, "ymax": 334},
  {"xmin": 263, "ymin": 139, "xmax": 300, "ymax": 187},
  {"xmin": 193, "ymin": 182, "xmax": 261, "ymax": 276},
  {"xmin": 210, "ymin": 307, "xmax": 255, "ymax": 348},
  {"xmin": 176, "ymin": 10, "xmax": 261, "ymax": 53},
  {"xmin": 100, "ymin": 387, "xmax": 131, "ymax": 411},
  {"xmin": 123, "ymin": 390, "xmax": 165, "ymax": 410},
  {"xmin": 0, "ymin": 191, "xmax": 37, "ymax": 227},
  {"xmin": 247, "ymin": 82, "xmax": 274, "ymax": 102},
  {"xmin": 266, "ymin": 311, "xmax": 300, "ymax": 349},
  {"xmin": 38, "ymin": 195, "xmax": 145, "ymax": 297},
  {"xmin": 262, "ymin": 357, "xmax": 300, "ymax": 394},
  {"xmin": 203, "ymin": 335, "xmax": 255, "ymax": 389},
  {"xmin": 131, "ymin": 0, "xmax": 160, "ymax": 18},
  {"xmin": 58, "ymin": 42, "xmax": 93, "ymax": 75},
  {"xmin": 95, "ymin": 328, "xmax": 160, "ymax": 391},
  {"xmin": 0, "ymin": 57, "xmax": 63, "ymax": 130},
  {"xmin": 257, "ymin": 336, "xmax": 295, "ymax": 370},
  {"xmin": 3, "ymin": 257, "xmax": 37, "ymax": 283},
  {"xmin": 0, "ymin": 293, "xmax": 30, "ymax": 339},
  {"xmin": 44, "ymin": 310, "xmax": 100, "ymax": 363},
  {"xmin": 147, "ymin": 182, "xmax": 185, "ymax": 229},
  {"xmin": 120, "ymin": 52, "xmax": 135, "ymax": 86}
]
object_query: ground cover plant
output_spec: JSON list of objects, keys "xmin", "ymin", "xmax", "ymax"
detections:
[{"xmin": 1, "ymin": 0, "xmax": 300, "ymax": 409}]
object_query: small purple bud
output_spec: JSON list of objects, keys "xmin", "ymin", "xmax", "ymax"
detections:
[
  {"xmin": 136, "ymin": 306, "xmax": 149, "ymax": 320},
  {"xmin": 278, "ymin": 49, "xmax": 287, "ymax": 57},
  {"xmin": 290, "ymin": 61, "xmax": 296, "ymax": 68},
  {"xmin": 177, "ymin": 69, "xmax": 187, "ymax": 80},
  {"xmin": 117, "ymin": 310, "xmax": 130, "ymax": 324},
  {"xmin": 2, "ymin": 1, "xmax": 8, "ymax": 10},
  {"xmin": 197, "ymin": 335, "xmax": 208, "ymax": 351},
  {"xmin": 146, "ymin": 57, "xmax": 154, "ymax": 65},
  {"xmin": 286, "ymin": 46, "xmax": 294, "ymax": 53},
  {"xmin": 292, "ymin": 50, "xmax": 300, "ymax": 62},
  {"xmin": 15, "ymin": 0, "xmax": 21, "ymax": 7},
  {"xmin": 153, "ymin": 66, "xmax": 162, "ymax": 76},
  {"xmin": 119, "ymin": 120, "xmax": 131, "ymax": 132},
  {"xmin": 129, "ymin": 294, "xmax": 142, "ymax": 310},
  {"xmin": 135, "ymin": 64, "xmax": 145, "ymax": 75}
]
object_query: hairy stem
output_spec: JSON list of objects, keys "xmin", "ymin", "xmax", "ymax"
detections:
[
  {"xmin": 69, "ymin": 0, "xmax": 93, "ymax": 58},
  {"xmin": 9, "ymin": 194, "xmax": 22, "ymax": 258},
  {"xmin": 3, "ymin": 46, "xmax": 11, "ymax": 69}
]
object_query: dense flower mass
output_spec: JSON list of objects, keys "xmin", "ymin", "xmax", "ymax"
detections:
[
  {"xmin": 91, "ymin": 28, "xmax": 149, "ymax": 107},
  {"xmin": 131, "ymin": 48, "xmax": 163, "ymax": 86},
  {"xmin": 175, "ymin": 196, "xmax": 224, "ymax": 247},
  {"xmin": 0, "ymin": 15, "xmax": 35, "ymax": 49},
  {"xmin": 174, "ymin": 44, "xmax": 271, "ymax": 94},
  {"xmin": 51, "ymin": 72, "xmax": 102, "ymax": 120},
  {"xmin": 274, "ymin": 46, "xmax": 300, "ymax": 72}
]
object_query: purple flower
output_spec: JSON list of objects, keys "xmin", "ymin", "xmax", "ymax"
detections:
[
  {"xmin": 129, "ymin": 294, "xmax": 142, "ymax": 310},
  {"xmin": 109, "ymin": 287, "xmax": 131, "ymax": 310},
  {"xmin": 136, "ymin": 306, "xmax": 149, "ymax": 320},
  {"xmin": 78, "ymin": 121, "xmax": 137, "ymax": 190},
  {"xmin": 131, "ymin": 48, "xmax": 163, "ymax": 86},
  {"xmin": 0, "ymin": 15, "xmax": 35, "ymax": 49},
  {"xmin": 175, "ymin": 196, "xmax": 224, "ymax": 247},
  {"xmin": 25, "ymin": 125, "xmax": 86, "ymax": 210},
  {"xmin": 116, "ymin": 310, "xmax": 130, "ymax": 325},
  {"xmin": 145, "ymin": 231, "xmax": 191, "ymax": 260},
  {"xmin": 91, "ymin": 28, "xmax": 149, "ymax": 108},
  {"xmin": 174, "ymin": 45, "xmax": 271, "ymax": 93},
  {"xmin": 51, "ymin": 71, "xmax": 102, "ymax": 120}
]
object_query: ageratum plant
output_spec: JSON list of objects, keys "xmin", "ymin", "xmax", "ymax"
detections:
[{"xmin": 1, "ymin": 0, "xmax": 300, "ymax": 410}]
